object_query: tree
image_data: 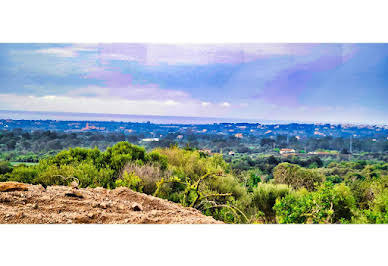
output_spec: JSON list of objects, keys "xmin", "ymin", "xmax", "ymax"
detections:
[
  {"xmin": 274, "ymin": 182, "xmax": 356, "ymax": 224},
  {"xmin": 249, "ymin": 183, "xmax": 291, "ymax": 223},
  {"xmin": 273, "ymin": 162, "xmax": 323, "ymax": 191},
  {"xmin": 0, "ymin": 161, "xmax": 12, "ymax": 175}
]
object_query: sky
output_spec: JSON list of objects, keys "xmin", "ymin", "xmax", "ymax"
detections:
[{"xmin": 0, "ymin": 43, "xmax": 387, "ymax": 124}]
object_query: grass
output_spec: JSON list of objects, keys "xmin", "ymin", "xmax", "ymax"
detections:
[{"xmin": 10, "ymin": 162, "xmax": 38, "ymax": 166}]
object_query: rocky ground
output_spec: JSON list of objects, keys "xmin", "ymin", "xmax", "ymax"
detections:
[{"xmin": 0, "ymin": 182, "xmax": 221, "ymax": 224}]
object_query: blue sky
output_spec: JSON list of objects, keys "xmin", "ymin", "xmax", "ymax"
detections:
[{"xmin": 0, "ymin": 43, "xmax": 387, "ymax": 124}]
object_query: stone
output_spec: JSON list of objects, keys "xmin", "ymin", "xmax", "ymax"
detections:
[
  {"xmin": 131, "ymin": 203, "xmax": 143, "ymax": 211},
  {"xmin": 70, "ymin": 180, "xmax": 79, "ymax": 189},
  {"xmin": 36, "ymin": 184, "xmax": 46, "ymax": 192},
  {"xmin": 99, "ymin": 202, "xmax": 111, "ymax": 209},
  {"xmin": 64, "ymin": 191, "xmax": 84, "ymax": 199},
  {"xmin": 0, "ymin": 182, "xmax": 28, "ymax": 192}
]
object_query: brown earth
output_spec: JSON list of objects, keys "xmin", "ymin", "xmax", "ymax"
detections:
[{"xmin": 0, "ymin": 182, "xmax": 222, "ymax": 224}]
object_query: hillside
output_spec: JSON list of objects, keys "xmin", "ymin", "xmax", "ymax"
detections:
[{"xmin": 0, "ymin": 182, "xmax": 221, "ymax": 224}]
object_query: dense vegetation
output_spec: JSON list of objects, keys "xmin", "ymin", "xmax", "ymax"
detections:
[
  {"xmin": 1, "ymin": 128, "xmax": 388, "ymax": 163},
  {"xmin": 1, "ymin": 141, "xmax": 387, "ymax": 224}
]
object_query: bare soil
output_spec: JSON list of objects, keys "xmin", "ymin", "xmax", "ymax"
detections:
[{"xmin": 0, "ymin": 182, "xmax": 221, "ymax": 224}]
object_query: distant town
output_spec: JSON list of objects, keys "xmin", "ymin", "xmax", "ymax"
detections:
[
  {"xmin": 1, "ymin": 118, "xmax": 387, "ymax": 162},
  {"xmin": 2, "ymin": 118, "xmax": 387, "ymax": 137}
]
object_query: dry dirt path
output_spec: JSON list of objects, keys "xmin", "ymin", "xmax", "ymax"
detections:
[{"xmin": 0, "ymin": 182, "xmax": 221, "ymax": 224}]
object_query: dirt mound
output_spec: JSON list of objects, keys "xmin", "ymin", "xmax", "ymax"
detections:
[{"xmin": 0, "ymin": 182, "xmax": 221, "ymax": 224}]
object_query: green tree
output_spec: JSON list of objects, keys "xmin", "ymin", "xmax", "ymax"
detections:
[
  {"xmin": 273, "ymin": 162, "xmax": 323, "ymax": 191},
  {"xmin": 274, "ymin": 182, "xmax": 356, "ymax": 224}
]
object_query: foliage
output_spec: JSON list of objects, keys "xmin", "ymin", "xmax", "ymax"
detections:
[
  {"xmin": 0, "ymin": 161, "xmax": 12, "ymax": 175},
  {"xmin": 249, "ymin": 183, "xmax": 291, "ymax": 223},
  {"xmin": 151, "ymin": 147, "xmax": 248, "ymax": 223},
  {"xmin": 6, "ymin": 165, "xmax": 38, "ymax": 184},
  {"xmin": 1, "ymin": 142, "xmax": 168, "ymax": 189},
  {"xmin": 363, "ymin": 191, "xmax": 388, "ymax": 223},
  {"xmin": 1, "ymin": 135, "xmax": 387, "ymax": 224},
  {"xmin": 154, "ymin": 146, "xmax": 228, "ymax": 181},
  {"xmin": 120, "ymin": 162, "xmax": 171, "ymax": 194},
  {"xmin": 115, "ymin": 171, "xmax": 143, "ymax": 192},
  {"xmin": 274, "ymin": 182, "xmax": 356, "ymax": 224},
  {"xmin": 273, "ymin": 162, "xmax": 323, "ymax": 191}
]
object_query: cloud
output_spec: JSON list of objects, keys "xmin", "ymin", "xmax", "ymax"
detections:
[
  {"xmin": 2, "ymin": 43, "xmax": 386, "ymax": 124},
  {"xmin": 97, "ymin": 43, "xmax": 314, "ymax": 66},
  {"xmin": 2, "ymin": 93, "xmax": 386, "ymax": 124},
  {"xmin": 35, "ymin": 44, "xmax": 97, "ymax": 57},
  {"xmin": 66, "ymin": 85, "xmax": 190, "ymax": 102},
  {"xmin": 0, "ymin": 93, "xmax": 233, "ymax": 118},
  {"xmin": 32, "ymin": 43, "xmax": 314, "ymax": 65}
]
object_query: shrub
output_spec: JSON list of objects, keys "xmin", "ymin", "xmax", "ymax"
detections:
[
  {"xmin": 250, "ymin": 183, "xmax": 291, "ymax": 223},
  {"xmin": 145, "ymin": 151, "xmax": 168, "ymax": 170},
  {"xmin": 8, "ymin": 165, "xmax": 38, "ymax": 184},
  {"xmin": 274, "ymin": 182, "xmax": 356, "ymax": 224},
  {"xmin": 363, "ymin": 190, "xmax": 388, "ymax": 223},
  {"xmin": 105, "ymin": 141, "xmax": 146, "ymax": 173},
  {"xmin": 273, "ymin": 162, "xmax": 323, "ymax": 191},
  {"xmin": 30, "ymin": 142, "xmax": 168, "ymax": 188},
  {"xmin": 153, "ymin": 146, "xmax": 228, "ymax": 182},
  {"xmin": 115, "ymin": 171, "xmax": 143, "ymax": 192},
  {"xmin": 0, "ymin": 161, "xmax": 12, "ymax": 175},
  {"xmin": 34, "ymin": 164, "xmax": 76, "ymax": 186},
  {"xmin": 93, "ymin": 167, "xmax": 115, "ymax": 188},
  {"xmin": 120, "ymin": 162, "xmax": 171, "ymax": 194},
  {"xmin": 239, "ymin": 169, "xmax": 263, "ymax": 191}
]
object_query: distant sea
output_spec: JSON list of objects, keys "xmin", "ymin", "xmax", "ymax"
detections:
[{"xmin": 0, "ymin": 110, "xmax": 287, "ymax": 125}]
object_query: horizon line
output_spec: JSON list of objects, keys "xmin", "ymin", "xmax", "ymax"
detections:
[{"xmin": 0, "ymin": 109, "xmax": 386, "ymax": 126}]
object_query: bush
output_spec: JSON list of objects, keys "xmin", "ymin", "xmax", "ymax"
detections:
[
  {"xmin": 34, "ymin": 164, "xmax": 76, "ymax": 186},
  {"xmin": 8, "ymin": 165, "xmax": 38, "ymax": 184},
  {"xmin": 239, "ymin": 169, "xmax": 263, "ymax": 191},
  {"xmin": 115, "ymin": 171, "xmax": 143, "ymax": 192},
  {"xmin": 273, "ymin": 162, "xmax": 323, "ymax": 191},
  {"xmin": 363, "ymin": 191, "xmax": 388, "ymax": 223},
  {"xmin": 145, "ymin": 151, "xmax": 168, "ymax": 170},
  {"xmin": 30, "ymin": 142, "xmax": 168, "ymax": 188},
  {"xmin": 154, "ymin": 146, "xmax": 228, "ymax": 181},
  {"xmin": 105, "ymin": 141, "xmax": 146, "ymax": 173},
  {"xmin": 0, "ymin": 161, "xmax": 12, "ymax": 175},
  {"xmin": 274, "ymin": 182, "xmax": 356, "ymax": 224},
  {"xmin": 249, "ymin": 183, "xmax": 291, "ymax": 223},
  {"xmin": 120, "ymin": 162, "xmax": 171, "ymax": 194}
]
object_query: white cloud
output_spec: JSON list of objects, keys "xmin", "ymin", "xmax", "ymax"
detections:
[
  {"xmin": 95, "ymin": 43, "xmax": 314, "ymax": 66},
  {"xmin": 0, "ymin": 94, "xmax": 232, "ymax": 118},
  {"xmin": 35, "ymin": 44, "xmax": 97, "ymax": 58},
  {"xmin": 164, "ymin": 100, "xmax": 178, "ymax": 106},
  {"xmin": 1, "ymin": 93, "xmax": 386, "ymax": 124},
  {"xmin": 42, "ymin": 95, "xmax": 56, "ymax": 100},
  {"xmin": 65, "ymin": 85, "xmax": 190, "ymax": 101}
]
